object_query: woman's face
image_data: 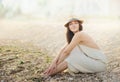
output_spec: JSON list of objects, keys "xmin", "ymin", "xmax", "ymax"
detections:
[{"xmin": 68, "ymin": 20, "xmax": 80, "ymax": 33}]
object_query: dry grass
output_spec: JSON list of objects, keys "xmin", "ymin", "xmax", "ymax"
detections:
[{"xmin": 0, "ymin": 40, "xmax": 52, "ymax": 82}]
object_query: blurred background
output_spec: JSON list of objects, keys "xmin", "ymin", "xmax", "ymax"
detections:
[
  {"xmin": 0, "ymin": 0, "xmax": 120, "ymax": 56},
  {"xmin": 0, "ymin": 0, "xmax": 120, "ymax": 19}
]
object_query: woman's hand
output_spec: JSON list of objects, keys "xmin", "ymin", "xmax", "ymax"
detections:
[
  {"xmin": 48, "ymin": 63, "xmax": 57, "ymax": 75},
  {"xmin": 43, "ymin": 62, "xmax": 57, "ymax": 76}
]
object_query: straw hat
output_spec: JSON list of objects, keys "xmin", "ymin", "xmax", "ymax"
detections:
[{"xmin": 64, "ymin": 18, "xmax": 83, "ymax": 27}]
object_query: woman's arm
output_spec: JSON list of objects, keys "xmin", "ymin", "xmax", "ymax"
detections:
[
  {"xmin": 51, "ymin": 44, "xmax": 68, "ymax": 65},
  {"xmin": 57, "ymin": 32, "xmax": 82, "ymax": 64},
  {"xmin": 43, "ymin": 44, "xmax": 68, "ymax": 75}
]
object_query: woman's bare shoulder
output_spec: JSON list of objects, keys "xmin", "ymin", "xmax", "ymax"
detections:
[
  {"xmin": 72, "ymin": 31, "xmax": 88, "ymax": 42},
  {"xmin": 77, "ymin": 31, "xmax": 89, "ymax": 37}
]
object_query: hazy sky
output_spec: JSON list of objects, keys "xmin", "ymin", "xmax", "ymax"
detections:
[{"xmin": 1, "ymin": 0, "xmax": 120, "ymax": 18}]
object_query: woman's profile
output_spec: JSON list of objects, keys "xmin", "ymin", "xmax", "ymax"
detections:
[{"xmin": 43, "ymin": 18, "xmax": 108, "ymax": 77}]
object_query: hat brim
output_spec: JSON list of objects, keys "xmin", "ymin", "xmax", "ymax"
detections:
[{"xmin": 64, "ymin": 19, "xmax": 83, "ymax": 28}]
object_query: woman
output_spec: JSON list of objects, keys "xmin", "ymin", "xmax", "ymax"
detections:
[{"xmin": 43, "ymin": 18, "xmax": 107, "ymax": 76}]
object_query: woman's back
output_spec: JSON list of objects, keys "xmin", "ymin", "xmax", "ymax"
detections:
[{"xmin": 78, "ymin": 31, "xmax": 100, "ymax": 50}]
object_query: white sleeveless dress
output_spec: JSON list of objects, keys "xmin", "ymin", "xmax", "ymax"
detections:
[{"xmin": 65, "ymin": 44, "xmax": 108, "ymax": 73}]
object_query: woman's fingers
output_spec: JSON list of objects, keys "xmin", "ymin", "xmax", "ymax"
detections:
[
  {"xmin": 43, "ymin": 69, "xmax": 48, "ymax": 74},
  {"xmin": 48, "ymin": 65, "xmax": 57, "ymax": 75},
  {"xmin": 44, "ymin": 67, "xmax": 53, "ymax": 75},
  {"xmin": 43, "ymin": 68, "xmax": 51, "ymax": 74},
  {"xmin": 43, "ymin": 63, "xmax": 57, "ymax": 76},
  {"xmin": 49, "ymin": 68, "xmax": 55, "ymax": 75}
]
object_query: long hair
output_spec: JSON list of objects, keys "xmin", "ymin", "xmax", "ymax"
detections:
[{"xmin": 66, "ymin": 23, "xmax": 83, "ymax": 44}]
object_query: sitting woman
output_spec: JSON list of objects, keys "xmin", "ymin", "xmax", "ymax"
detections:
[{"xmin": 43, "ymin": 18, "xmax": 108, "ymax": 76}]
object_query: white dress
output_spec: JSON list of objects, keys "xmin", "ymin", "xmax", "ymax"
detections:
[{"xmin": 65, "ymin": 44, "xmax": 108, "ymax": 73}]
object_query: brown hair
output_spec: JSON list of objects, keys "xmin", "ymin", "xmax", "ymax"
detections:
[{"xmin": 66, "ymin": 23, "xmax": 83, "ymax": 44}]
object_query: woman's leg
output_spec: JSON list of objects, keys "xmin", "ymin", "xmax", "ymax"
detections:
[{"xmin": 49, "ymin": 61, "xmax": 68, "ymax": 76}]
